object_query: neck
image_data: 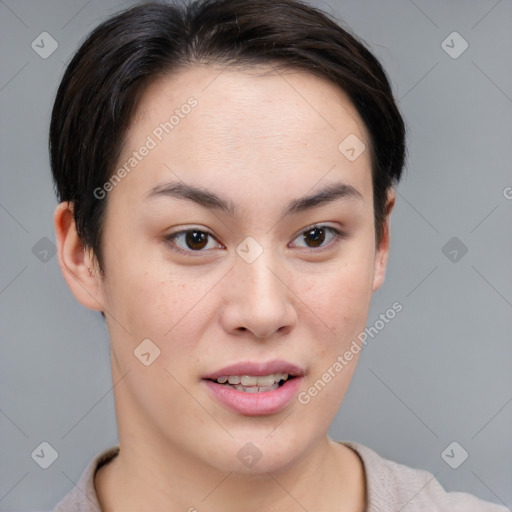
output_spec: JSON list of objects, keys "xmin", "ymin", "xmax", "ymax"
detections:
[{"xmin": 95, "ymin": 433, "xmax": 366, "ymax": 512}]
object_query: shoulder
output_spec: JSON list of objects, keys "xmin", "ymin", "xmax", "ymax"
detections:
[
  {"xmin": 342, "ymin": 441, "xmax": 509, "ymax": 512},
  {"xmin": 52, "ymin": 445, "xmax": 120, "ymax": 512}
]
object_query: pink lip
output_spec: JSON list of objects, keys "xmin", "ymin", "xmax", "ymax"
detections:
[
  {"xmin": 202, "ymin": 360, "xmax": 305, "ymax": 416},
  {"xmin": 203, "ymin": 377, "xmax": 303, "ymax": 416},
  {"xmin": 203, "ymin": 360, "xmax": 305, "ymax": 380}
]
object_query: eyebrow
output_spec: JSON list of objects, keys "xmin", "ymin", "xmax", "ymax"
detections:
[{"xmin": 145, "ymin": 180, "xmax": 363, "ymax": 217}]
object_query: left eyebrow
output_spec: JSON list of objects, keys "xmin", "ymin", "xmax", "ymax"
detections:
[
  {"xmin": 285, "ymin": 182, "xmax": 363, "ymax": 215},
  {"xmin": 144, "ymin": 180, "xmax": 363, "ymax": 217}
]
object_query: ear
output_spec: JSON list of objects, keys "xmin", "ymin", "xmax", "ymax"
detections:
[
  {"xmin": 54, "ymin": 201, "xmax": 105, "ymax": 311},
  {"xmin": 372, "ymin": 189, "xmax": 395, "ymax": 292}
]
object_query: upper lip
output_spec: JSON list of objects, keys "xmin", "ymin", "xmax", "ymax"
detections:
[{"xmin": 203, "ymin": 360, "xmax": 305, "ymax": 380}]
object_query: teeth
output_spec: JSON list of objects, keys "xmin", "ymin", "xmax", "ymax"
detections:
[
  {"xmin": 241, "ymin": 375, "xmax": 258, "ymax": 386},
  {"xmin": 235, "ymin": 385, "xmax": 260, "ymax": 393},
  {"xmin": 217, "ymin": 373, "xmax": 289, "ymax": 387},
  {"xmin": 234, "ymin": 383, "xmax": 280, "ymax": 392},
  {"xmin": 255, "ymin": 374, "xmax": 277, "ymax": 387}
]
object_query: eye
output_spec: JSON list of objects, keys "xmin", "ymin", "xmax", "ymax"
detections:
[
  {"xmin": 290, "ymin": 225, "xmax": 345, "ymax": 251},
  {"xmin": 165, "ymin": 228, "xmax": 223, "ymax": 255}
]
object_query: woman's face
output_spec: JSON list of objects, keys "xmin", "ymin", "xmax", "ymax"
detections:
[{"xmin": 91, "ymin": 64, "xmax": 391, "ymax": 473}]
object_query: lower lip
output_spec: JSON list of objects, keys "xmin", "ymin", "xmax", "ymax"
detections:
[{"xmin": 203, "ymin": 377, "xmax": 302, "ymax": 416}]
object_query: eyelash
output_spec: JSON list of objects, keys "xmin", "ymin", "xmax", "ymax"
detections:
[{"xmin": 164, "ymin": 225, "xmax": 346, "ymax": 257}]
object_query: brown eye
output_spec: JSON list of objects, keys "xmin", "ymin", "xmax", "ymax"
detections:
[
  {"xmin": 303, "ymin": 227, "xmax": 326, "ymax": 248},
  {"xmin": 185, "ymin": 230, "xmax": 208, "ymax": 250},
  {"xmin": 166, "ymin": 229, "xmax": 222, "ymax": 254},
  {"xmin": 290, "ymin": 225, "xmax": 344, "ymax": 252}
]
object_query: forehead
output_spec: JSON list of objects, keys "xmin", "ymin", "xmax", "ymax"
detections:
[
  {"xmin": 116, "ymin": 64, "xmax": 372, "ymax": 206},
  {"xmin": 134, "ymin": 63, "xmax": 368, "ymax": 143}
]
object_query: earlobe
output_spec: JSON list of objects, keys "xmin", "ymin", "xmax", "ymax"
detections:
[
  {"xmin": 53, "ymin": 202, "xmax": 105, "ymax": 312},
  {"xmin": 372, "ymin": 189, "xmax": 395, "ymax": 292}
]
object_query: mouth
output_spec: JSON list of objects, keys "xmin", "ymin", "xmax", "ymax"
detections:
[
  {"xmin": 209, "ymin": 373, "xmax": 293, "ymax": 393},
  {"xmin": 202, "ymin": 361, "xmax": 304, "ymax": 415}
]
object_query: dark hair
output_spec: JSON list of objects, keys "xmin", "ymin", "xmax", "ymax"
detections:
[{"xmin": 50, "ymin": 0, "xmax": 406, "ymax": 274}]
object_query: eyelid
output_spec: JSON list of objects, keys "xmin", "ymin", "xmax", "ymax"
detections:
[
  {"xmin": 165, "ymin": 224, "xmax": 346, "ymax": 256},
  {"xmin": 289, "ymin": 224, "xmax": 346, "ymax": 253},
  {"xmin": 165, "ymin": 227, "xmax": 224, "ymax": 257},
  {"xmin": 290, "ymin": 222, "xmax": 339, "ymax": 240}
]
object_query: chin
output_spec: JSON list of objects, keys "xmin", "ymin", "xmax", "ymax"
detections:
[{"xmin": 202, "ymin": 431, "xmax": 313, "ymax": 476}]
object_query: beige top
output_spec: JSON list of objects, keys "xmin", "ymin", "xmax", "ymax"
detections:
[{"xmin": 51, "ymin": 442, "xmax": 508, "ymax": 511}]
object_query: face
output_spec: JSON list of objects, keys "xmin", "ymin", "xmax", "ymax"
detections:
[{"xmin": 66, "ymin": 64, "xmax": 392, "ymax": 474}]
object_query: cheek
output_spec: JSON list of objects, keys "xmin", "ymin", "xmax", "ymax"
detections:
[
  {"xmin": 301, "ymin": 256, "xmax": 375, "ymax": 338},
  {"xmin": 102, "ymin": 238, "xmax": 182, "ymax": 325},
  {"xmin": 102, "ymin": 256, "xmax": 217, "ymax": 371},
  {"xmin": 296, "ymin": 264, "xmax": 372, "ymax": 422}
]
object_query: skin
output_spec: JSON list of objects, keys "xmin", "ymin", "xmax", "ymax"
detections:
[{"xmin": 54, "ymin": 64, "xmax": 395, "ymax": 511}]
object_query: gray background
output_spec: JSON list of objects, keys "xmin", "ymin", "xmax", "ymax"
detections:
[{"xmin": 0, "ymin": 0, "xmax": 511, "ymax": 510}]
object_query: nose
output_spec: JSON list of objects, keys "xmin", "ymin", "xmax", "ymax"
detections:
[{"xmin": 220, "ymin": 249, "xmax": 297, "ymax": 340}]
